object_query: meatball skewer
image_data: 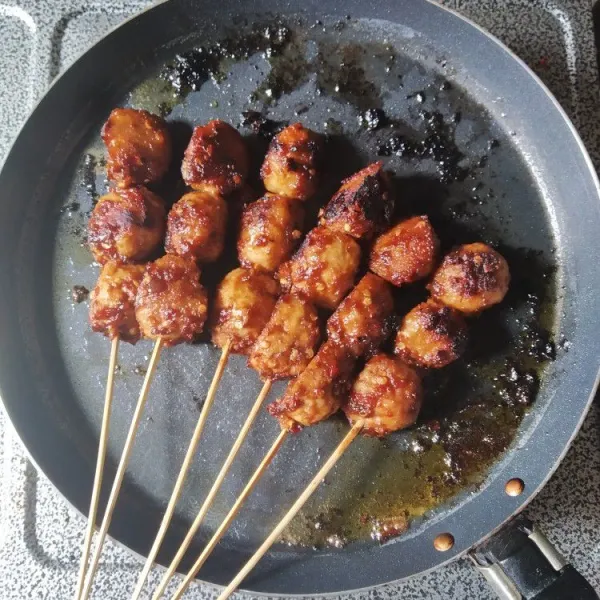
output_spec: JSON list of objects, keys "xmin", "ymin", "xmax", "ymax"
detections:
[
  {"xmin": 75, "ymin": 108, "xmax": 172, "ymax": 600},
  {"xmin": 188, "ymin": 241, "xmax": 510, "ymax": 599},
  {"xmin": 213, "ymin": 245, "xmax": 511, "ymax": 600},
  {"xmin": 131, "ymin": 122, "xmax": 255, "ymax": 599}
]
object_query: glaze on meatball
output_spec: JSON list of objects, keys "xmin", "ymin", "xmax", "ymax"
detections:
[
  {"xmin": 429, "ymin": 242, "xmax": 510, "ymax": 314},
  {"xmin": 278, "ymin": 225, "xmax": 361, "ymax": 310},
  {"xmin": 344, "ymin": 354, "xmax": 423, "ymax": 437},
  {"xmin": 268, "ymin": 342, "xmax": 355, "ymax": 430},
  {"xmin": 165, "ymin": 191, "xmax": 227, "ymax": 263},
  {"xmin": 88, "ymin": 187, "xmax": 166, "ymax": 265},
  {"xmin": 101, "ymin": 108, "xmax": 171, "ymax": 188},
  {"xmin": 395, "ymin": 300, "xmax": 468, "ymax": 368},
  {"xmin": 135, "ymin": 255, "xmax": 208, "ymax": 346},
  {"xmin": 181, "ymin": 120, "xmax": 249, "ymax": 195},
  {"xmin": 261, "ymin": 123, "xmax": 321, "ymax": 201},
  {"xmin": 238, "ymin": 193, "xmax": 304, "ymax": 273},
  {"xmin": 248, "ymin": 293, "xmax": 321, "ymax": 380},
  {"xmin": 369, "ymin": 216, "xmax": 439, "ymax": 287},
  {"xmin": 211, "ymin": 268, "xmax": 280, "ymax": 354},
  {"xmin": 320, "ymin": 162, "xmax": 393, "ymax": 240},
  {"xmin": 327, "ymin": 273, "xmax": 394, "ymax": 358},
  {"xmin": 89, "ymin": 262, "xmax": 145, "ymax": 343}
]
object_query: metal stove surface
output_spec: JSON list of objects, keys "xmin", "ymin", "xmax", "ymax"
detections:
[{"xmin": 0, "ymin": 1, "xmax": 599, "ymax": 598}]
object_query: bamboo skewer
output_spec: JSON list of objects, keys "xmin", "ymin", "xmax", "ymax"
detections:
[
  {"xmin": 213, "ymin": 422, "xmax": 362, "ymax": 600},
  {"xmin": 151, "ymin": 379, "xmax": 276, "ymax": 600},
  {"xmin": 171, "ymin": 428, "xmax": 289, "ymax": 600},
  {"xmin": 80, "ymin": 338, "xmax": 164, "ymax": 600},
  {"xmin": 131, "ymin": 341, "xmax": 232, "ymax": 599},
  {"xmin": 74, "ymin": 337, "xmax": 120, "ymax": 600}
]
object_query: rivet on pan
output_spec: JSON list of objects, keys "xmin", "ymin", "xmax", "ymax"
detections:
[
  {"xmin": 505, "ymin": 478, "xmax": 525, "ymax": 497},
  {"xmin": 433, "ymin": 533, "xmax": 455, "ymax": 552}
]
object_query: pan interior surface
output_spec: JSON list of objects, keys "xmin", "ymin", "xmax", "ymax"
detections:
[{"xmin": 1, "ymin": 0, "xmax": 599, "ymax": 595}]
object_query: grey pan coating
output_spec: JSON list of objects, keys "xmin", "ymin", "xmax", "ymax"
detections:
[{"xmin": 0, "ymin": 0, "xmax": 599, "ymax": 595}]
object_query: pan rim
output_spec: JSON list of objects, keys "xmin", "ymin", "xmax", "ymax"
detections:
[{"xmin": 0, "ymin": 0, "xmax": 599, "ymax": 596}]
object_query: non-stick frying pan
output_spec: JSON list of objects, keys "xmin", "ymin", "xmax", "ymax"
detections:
[{"xmin": 0, "ymin": 0, "xmax": 599, "ymax": 597}]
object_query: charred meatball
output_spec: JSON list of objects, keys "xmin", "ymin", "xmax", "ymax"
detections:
[
  {"xmin": 369, "ymin": 216, "xmax": 439, "ymax": 287},
  {"xmin": 102, "ymin": 108, "xmax": 171, "ymax": 188},
  {"xmin": 211, "ymin": 268, "xmax": 280, "ymax": 354},
  {"xmin": 89, "ymin": 262, "xmax": 145, "ymax": 343},
  {"xmin": 344, "ymin": 354, "xmax": 423, "ymax": 437},
  {"xmin": 135, "ymin": 255, "xmax": 208, "ymax": 346},
  {"xmin": 261, "ymin": 123, "xmax": 321, "ymax": 201},
  {"xmin": 268, "ymin": 342, "xmax": 355, "ymax": 430},
  {"xmin": 429, "ymin": 242, "xmax": 510, "ymax": 314},
  {"xmin": 238, "ymin": 193, "xmax": 304, "ymax": 273},
  {"xmin": 88, "ymin": 187, "xmax": 166, "ymax": 265},
  {"xmin": 181, "ymin": 120, "xmax": 248, "ymax": 195},
  {"xmin": 165, "ymin": 191, "xmax": 227, "ymax": 263},
  {"xmin": 320, "ymin": 162, "xmax": 393, "ymax": 240},
  {"xmin": 395, "ymin": 300, "xmax": 468, "ymax": 368},
  {"xmin": 327, "ymin": 273, "xmax": 394, "ymax": 358},
  {"xmin": 248, "ymin": 293, "xmax": 321, "ymax": 380},
  {"xmin": 279, "ymin": 226, "xmax": 361, "ymax": 310}
]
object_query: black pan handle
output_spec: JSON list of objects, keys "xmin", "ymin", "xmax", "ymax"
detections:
[{"xmin": 469, "ymin": 515, "xmax": 598, "ymax": 600}]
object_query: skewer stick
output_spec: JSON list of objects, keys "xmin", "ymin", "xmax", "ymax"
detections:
[
  {"xmin": 215, "ymin": 421, "xmax": 363, "ymax": 600},
  {"xmin": 131, "ymin": 341, "xmax": 233, "ymax": 600},
  {"xmin": 152, "ymin": 379, "xmax": 276, "ymax": 600},
  {"xmin": 80, "ymin": 338, "xmax": 164, "ymax": 600},
  {"xmin": 74, "ymin": 336, "xmax": 120, "ymax": 600},
  {"xmin": 170, "ymin": 428, "xmax": 288, "ymax": 600}
]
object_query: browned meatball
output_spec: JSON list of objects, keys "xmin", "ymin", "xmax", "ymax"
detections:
[
  {"xmin": 261, "ymin": 123, "xmax": 321, "ymax": 201},
  {"xmin": 319, "ymin": 162, "xmax": 393, "ymax": 240},
  {"xmin": 327, "ymin": 273, "xmax": 394, "ymax": 358},
  {"xmin": 89, "ymin": 262, "xmax": 145, "ymax": 343},
  {"xmin": 369, "ymin": 216, "xmax": 439, "ymax": 287},
  {"xmin": 238, "ymin": 193, "xmax": 304, "ymax": 273},
  {"xmin": 429, "ymin": 243, "xmax": 510, "ymax": 314},
  {"xmin": 101, "ymin": 108, "xmax": 171, "ymax": 188},
  {"xmin": 88, "ymin": 187, "xmax": 166, "ymax": 265},
  {"xmin": 211, "ymin": 268, "xmax": 280, "ymax": 354},
  {"xmin": 165, "ymin": 191, "xmax": 227, "ymax": 263},
  {"xmin": 135, "ymin": 255, "xmax": 208, "ymax": 346},
  {"xmin": 181, "ymin": 120, "xmax": 249, "ymax": 195},
  {"xmin": 268, "ymin": 342, "xmax": 355, "ymax": 430},
  {"xmin": 248, "ymin": 293, "xmax": 321, "ymax": 380},
  {"xmin": 344, "ymin": 354, "xmax": 423, "ymax": 437},
  {"xmin": 278, "ymin": 226, "xmax": 361, "ymax": 310},
  {"xmin": 394, "ymin": 300, "xmax": 468, "ymax": 368}
]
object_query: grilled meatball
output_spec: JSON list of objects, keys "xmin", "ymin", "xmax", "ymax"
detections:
[
  {"xmin": 327, "ymin": 273, "xmax": 394, "ymax": 358},
  {"xmin": 320, "ymin": 162, "xmax": 393, "ymax": 240},
  {"xmin": 238, "ymin": 193, "xmax": 304, "ymax": 273},
  {"xmin": 429, "ymin": 243, "xmax": 510, "ymax": 314},
  {"xmin": 181, "ymin": 120, "xmax": 248, "ymax": 195},
  {"xmin": 369, "ymin": 216, "xmax": 439, "ymax": 287},
  {"xmin": 395, "ymin": 300, "xmax": 468, "ymax": 368},
  {"xmin": 278, "ymin": 226, "xmax": 361, "ymax": 310},
  {"xmin": 165, "ymin": 191, "xmax": 227, "ymax": 263},
  {"xmin": 88, "ymin": 187, "xmax": 166, "ymax": 265},
  {"xmin": 268, "ymin": 342, "xmax": 355, "ymax": 430},
  {"xmin": 344, "ymin": 354, "xmax": 423, "ymax": 437},
  {"xmin": 135, "ymin": 255, "xmax": 208, "ymax": 346},
  {"xmin": 211, "ymin": 268, "xmax": 280, "ymax": 354},
  {"xmin": 89, "ymin": 262, "xmax": 145, "ymax": 343},
  {"xmin": 248, "ymin": 293, "xmax": 321, "ymax": 380},
  {"xmin": 261, "ymin": 123, "xmax": 321, "ymax": 201},
  {"xmin": 101, "ymin": 108, "xmax": 171, "ymax": 188}
]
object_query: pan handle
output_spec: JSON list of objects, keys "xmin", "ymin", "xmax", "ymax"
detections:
[{"xmin": 469, "ymin": 515, "xmax": 598, "ymax": 600}]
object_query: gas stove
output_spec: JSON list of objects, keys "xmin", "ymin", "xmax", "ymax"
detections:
[{"xmin": 0, "ymin": 1, "xmax": 598, "ymax": 598}]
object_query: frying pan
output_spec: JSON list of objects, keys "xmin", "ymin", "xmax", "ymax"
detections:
[{"xmin": 0, "ymin": 0, "xmax": 599, "ymax": 597}]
